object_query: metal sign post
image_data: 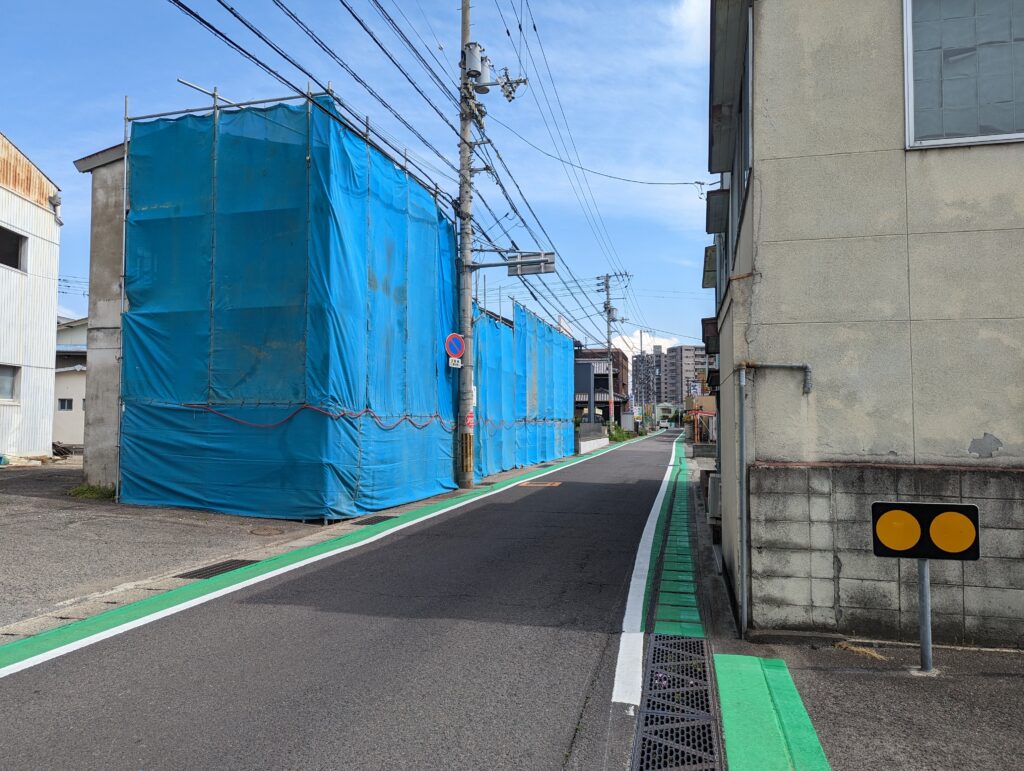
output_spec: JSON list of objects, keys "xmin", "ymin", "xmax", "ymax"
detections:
[
  {"xmin": 870, "ymin": 501, "xmax": 980, "ymax": 674},
  {"xmin": 918, "ymin": 558, "xmax": 933, "ymax": 672}
]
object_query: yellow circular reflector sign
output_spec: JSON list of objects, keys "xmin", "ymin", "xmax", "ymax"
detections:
[
  {"xmin": 875, "ymin": 509, "xmax": 921, "ymax": 551},
  {"xmin": 930, "ymin": 511, "xmax": 977, "ymax": 554}
]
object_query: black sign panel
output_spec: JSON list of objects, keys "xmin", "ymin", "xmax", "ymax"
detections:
[{"xmin": 871, "ymin": 502, "xmax": 980, "ymax": 561}]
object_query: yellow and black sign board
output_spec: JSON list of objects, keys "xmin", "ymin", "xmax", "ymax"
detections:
[{"xmin": 871, "ymin": 502, "xmax": 980, "ymax": 561}]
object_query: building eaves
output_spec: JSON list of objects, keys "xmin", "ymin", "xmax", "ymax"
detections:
[
  {"xmin": 73, "ymin": 143, "xmax": 125, "ymax": 173},
  {"xmin": 0, "ymin": 131, "xmax": 61, "ymax": 192},
  {"xmin": 709, "ymin": 0, "xmax": 749, "ymax": 173}
]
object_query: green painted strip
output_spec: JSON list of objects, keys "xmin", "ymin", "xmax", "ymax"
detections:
[
  {"xmin": 658, "ymin": 593, "xmax": 698, "ymax": 608},
  {"xmin": 655, "ymin": 605, "xmax": 702, "ymax": 623},
  {"xmin": 654, "ymin": 620, "xmax": 704, "ymax": 637},
  {"xmin": 714, "ymin": 654, "xmax": 830, "ymax": 771},
  {"xmin": 640, "ymin": 433, "xmax": 685, "ymax": 625},
  {"xmin": 0, "ymin": 431, "xmax": 662, "ymax": 672},
  {"xmin": 660, "ymin": 580, "xmax": 695, "ymax": 594}
]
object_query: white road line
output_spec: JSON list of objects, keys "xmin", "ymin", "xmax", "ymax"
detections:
[
  {"xmin": 0, "ymin": 434, "xmax": 656, "ymax": 681},
  {"xmin": 610, "ymin": 435, "xmax": 679, "ymax": 706}
]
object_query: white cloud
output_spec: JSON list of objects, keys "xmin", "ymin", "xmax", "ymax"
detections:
[
  {"xmin": 666, "ymin": 0, "xmax": 712, "ymax": 66},
  {"xmin": 612, "ymin": 329, "xmax": 678, "ymax": 356}
]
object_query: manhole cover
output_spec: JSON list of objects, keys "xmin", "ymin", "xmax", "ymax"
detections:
[{"xmin": 250, "ymin": 526, "xmax": 285, "ymax": 536}]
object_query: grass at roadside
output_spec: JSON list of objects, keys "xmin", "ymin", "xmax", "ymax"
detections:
[{"xmin": 68, "ymin": 484, "xmax": 116, "ymax": 500}]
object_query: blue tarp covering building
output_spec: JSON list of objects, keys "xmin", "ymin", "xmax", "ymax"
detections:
[
  {"xmin": 119, "ymin": 98, "xmax": 574, "ymax": 520},
  {"xmin": 473, "ymin": 305, "xmax": 575, "ymax": 479}
]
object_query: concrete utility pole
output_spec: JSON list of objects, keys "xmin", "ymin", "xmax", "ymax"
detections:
[
  {"xmin": 639, "ymin": 328, "xmax": 645, "ymax": 428},
  {"xmin": 456, "ymin": 0, "xmax": 476, "ymax": 487},
  {"xmin": 602, "ymin": 274, "xmax": 614, "ymax": 429},
  {"xmin": 454, "ymin": 1, "xmax": 528, "ymax": 487}
]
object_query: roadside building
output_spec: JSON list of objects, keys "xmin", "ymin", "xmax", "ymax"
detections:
[
  {"xmin": 0, "ymin": 132, "xmax": 61, "ymax": 459},
  {"xmin": 575, "ymin": 347, "xmax": 630, "ymax": 425},
  {"xmin": 705, "ymin": 1, "xmax": 1024, "ymax": 646},
  {"xmin": 54, "ymin": 317, "xmax": 87, "ymax": 447},
  {"xmin": 72, "ymin": 144, "xmax": 123, "ymax": 487},
  {"xmin": 634, "ymin": 344, "xmax": 713, "ymax": 410}
]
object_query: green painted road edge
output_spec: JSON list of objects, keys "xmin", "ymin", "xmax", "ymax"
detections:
[
  {"xmin": 642, "ymin": 436, "xmax": 705, "ymax": 637},
  {"xmin": 714, "ymin": 653, "xmax": 830, "ymax": 771},
  {"xmin": 0, "ymin": 430, "xmax": 665, "ymax": 671}
]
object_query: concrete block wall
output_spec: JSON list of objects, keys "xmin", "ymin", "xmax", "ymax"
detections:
[{"xmin": 748, "ymin": 464, "xmax": 1024, "ymax": 648}]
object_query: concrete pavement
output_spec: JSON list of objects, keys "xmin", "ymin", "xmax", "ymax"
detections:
[{"xmin": 0, "ymin": 433, "xmax": 676, "ymax": 769}]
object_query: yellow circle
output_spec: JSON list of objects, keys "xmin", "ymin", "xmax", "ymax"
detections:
[
  {"xmin": 876, "ymin": 509, "xmax": 921, "ymax": 551},
  {"xmin": 930, "ymin": 511, "xmax": 976, "ymax": 553}
]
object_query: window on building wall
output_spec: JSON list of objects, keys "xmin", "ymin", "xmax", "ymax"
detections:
[
  {"xmin": 58, "ymin": 398, "xmax": 73, "ymax": 411},
  {"xmin": 0, "ymin": 365, "xmax": 19, "ymax": 400},
  {"xmin": 907, "ymin": 0, "xmax": 1024, "ymax": 146},
  {"xmin": 0, "ymin": 226, "xmax": 26, "ymax": 271}
]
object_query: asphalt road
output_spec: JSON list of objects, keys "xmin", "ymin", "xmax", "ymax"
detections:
[{"xmin": 0, "ymin": 433, "xmax": 675, "ymax": 770}]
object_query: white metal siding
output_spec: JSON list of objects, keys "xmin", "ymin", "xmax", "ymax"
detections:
[{"xmin": 0, "ymin": 186, "xmax": 59, "ymax": 457}]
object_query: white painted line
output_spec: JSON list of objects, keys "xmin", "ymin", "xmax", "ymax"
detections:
[
  {"xmin": 611, "ymin": 631, "xmax": 645, "ymax": 705},
  {"xmin": 611, "ymin": 435, "xmax": 679, "ymax": 706},
  {"xmin": 0, "ymin": 434, "xmax": 658, "ymax": 681}
]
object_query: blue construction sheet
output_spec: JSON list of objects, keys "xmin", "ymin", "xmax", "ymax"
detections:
[{"xmin": 120, "ymin": 99, "xmax": 458, "ymax": 520}]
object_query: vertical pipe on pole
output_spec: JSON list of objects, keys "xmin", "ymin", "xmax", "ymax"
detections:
[
  {"xmin": 115, "ymin": 95, "xmax": 129, "ymax": 501},
  {"xmin": 456, "ymin": 0, "xmax": 476, "ymax": 487},
  {"xmin": 737, "ymin": 366, "xmax": 749, "ymax": 636},
  {"xmin": 918, "ymin": 558, "xmax": 933, "ymax": 672}
]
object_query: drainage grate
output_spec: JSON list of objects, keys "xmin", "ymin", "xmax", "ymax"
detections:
[
  {"xmin": 353, "ymin": 515, "xmax": 397, "ymax": 526},
  {"xmin": 176, "ymin": 559, "xmax": 258, "ymax": 580},
  {"xmin": 630, "ymin": 636, "xmax": 724, "ymax": 771}
]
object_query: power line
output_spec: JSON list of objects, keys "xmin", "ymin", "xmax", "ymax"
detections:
[{"xmin": 488, "ymin": 115, "xmax": 709, "ymax": 187}]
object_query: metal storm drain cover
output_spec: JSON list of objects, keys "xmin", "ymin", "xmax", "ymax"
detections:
[
  {"xmin": 521, "ymin": 481, "xmax": 562, "ymax": 487},
  {"xmin": 353, "ymin": 515, "xmax": 397, "ymax": 526},
  {"xmin": 176, "ymin": 559, "xmax": 258, "ymax": 580},
  {"xmin": 631, "ymin": 636, "xmax": 724, "ymax": 771}
]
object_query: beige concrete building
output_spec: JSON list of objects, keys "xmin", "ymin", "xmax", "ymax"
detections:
[
  {"xmin": 73, "ymin": 145, "xmax": 124, "ymax": 487},
  {"xmin": 54, "ymin": 317, "xmax": 87, "ymax": 446},
  {"xmin": 706, "ymin": 0, "xmax": 1024, "ymax": 646}
]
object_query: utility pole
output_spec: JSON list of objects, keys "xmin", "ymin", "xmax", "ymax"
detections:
[
  {"xmin": 601, "ymin": 275, "xmax": 614, "ymax": 429},
  {"xmin": 454, "ymin": 2, "xmax": 528, "ymax": 487},
  {"xmin": 639, "ymin": 328, "xmax": 645, "ymax": 429},
  {"xmin": 456, "ymin": 0, "xmax": 476, "ymax": 488}
]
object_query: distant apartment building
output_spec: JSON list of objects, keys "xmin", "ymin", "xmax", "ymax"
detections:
[
  {"xmin": 633, "ymin": 344, "xmax": 710, "ymax": 409},
  {"xmin": 0, "ymin": 133, "xmax": 60, "ymax": 458},
  {"xmin": 705, "ymin": 1, "xmax": 1024, "ymax": 646},
  {"xmin": 54, "ymin": 317, "xmax": 87, "ymax": 447}
]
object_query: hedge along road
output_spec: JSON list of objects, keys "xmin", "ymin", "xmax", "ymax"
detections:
[{"xmin": 0, "ymin": 431, "xmax": 678, "ymax": 770}]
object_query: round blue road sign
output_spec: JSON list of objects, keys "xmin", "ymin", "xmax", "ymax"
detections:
[{"xmin": 445, "ymin": 333, "xmax": 465, "ymax": 358}]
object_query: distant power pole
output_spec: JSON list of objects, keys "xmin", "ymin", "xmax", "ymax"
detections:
[{"xmin": 596, "ymin": 272, "xmax": 631, "ymax": 428}]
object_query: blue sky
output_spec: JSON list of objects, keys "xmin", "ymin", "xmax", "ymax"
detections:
[{"xmin": 3, "ymin": 0, "xmax": 713, "ymax": 353}]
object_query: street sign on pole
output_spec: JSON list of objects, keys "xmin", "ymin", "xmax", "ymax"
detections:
[
  {"xmin": 448, "ymin": 356, "xmax": 463, "ymax": 369},
  {"xmin": 871, "ymin": 501, "xmax": 980, "ymax": 673},
  {"xmin": 445, "ymin": 333, "xmax": 465, "ymax": 359}
]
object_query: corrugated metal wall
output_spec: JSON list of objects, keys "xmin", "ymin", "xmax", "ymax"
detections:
[
  {"xmin": 0, "ymin": 184, "xmax": 60, "ymax": 456},
  {"xmin": 0, "ymin": 134, "xmax": 57, "ymax": 210}
]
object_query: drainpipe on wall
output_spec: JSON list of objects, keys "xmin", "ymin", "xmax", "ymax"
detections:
[{"xmin": 734, "ymin": 361, "xmax": 812, "ymax": 637}]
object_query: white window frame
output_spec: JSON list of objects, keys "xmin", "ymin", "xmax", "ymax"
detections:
[
  {"xmin": 0, "ymin": 224, "xmax": 28, "ymax": 274},
  {"xmin": 0, "ymin": 364, "xmax": 19, "ymax": 403},
  {"xmin": 904, "ymin": 0, "xmax": 1024, "ymax": 149}
]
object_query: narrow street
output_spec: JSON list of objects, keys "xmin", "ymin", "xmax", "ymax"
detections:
[{"xmin": 0, "ymin": 434, "xmax": 676, "ymax": 769}]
